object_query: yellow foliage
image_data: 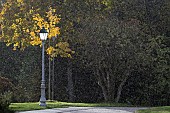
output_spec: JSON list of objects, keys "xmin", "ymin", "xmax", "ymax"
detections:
[
  {"xmin": 6, "ymin": 42, "xmax": 11, "ymax": 46},
  {"xmin": 52, "ymin": 9, "xmax": 56, "ymax": 12},
  {"xmin": 14, "ymin": 42, "xmax": 19, "ymax": 47},
  {"xmin": 1, "ymin": 10, "xmax": 5, "ymax": 15},
  {"xmin": 15, "ymin": 19, "xmax": 19, "ymax": 23},
  {"xmin": 30, "ymin": 32, "xmax": 35, "ymax": 37},
  {"xmin": 37, "ymin": 21, "xmax": 42, "ymax": 28},
  {"xmin": 32, "ymin": 7, "xmax": 60, "ymax": 40},
  {"xmin": 49, "ymin": 42, "xmax": 74, "ymax": 58},
  {"xmin": 13, "ymin": 47, "xmax": 17, "ymax": 50},
  {"xmin": 17, "ymin": 0, "xmax": 23, "ymax": 3},
  {"xmin": 26, "ymin": 29, "xmax": 29, "ymax": 33},
  {"xmin": 67, "ymin": 54, "xmax": 72, "ymax": 58},
  {"xmin": 56, "ymin": 42, "xmax": 69, "ymax": 49},
  {"xmin": 55, "ymin": 27, "xmax": 60, "ymax": 34},
  {"xmin": 0, "ymin": 1, "xmax": 74, "ymax": 58},
  {"xmin": 0, "ymin": 2, "xmax": 12, "ymax": 16},
  {"xmin": 11, "ymin": 23, "xmax": 17, "ymax": 29},
  {"xmin": 30, "ymin": 37, "xmax": 42, "ymax": 46},
  {"xmin": 13, "ymin": 33, "xmax": 19, "ymax": 39},
  {"xmin": 46, "ymin": 46, "xmax": 54, "ymax": 55},
  {"xmin": 33, "ymin": 17, "xmax": 39, "ymax": 21}
]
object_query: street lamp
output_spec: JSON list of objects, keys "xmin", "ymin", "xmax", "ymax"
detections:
[{"xmin": 39, "ymin": 27, "xmax": 48, "ymax": 106}]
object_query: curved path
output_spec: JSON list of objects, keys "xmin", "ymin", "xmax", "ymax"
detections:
[{"xmin": 18, "ymin": 107, "xmax": 147, "ymax": 113}]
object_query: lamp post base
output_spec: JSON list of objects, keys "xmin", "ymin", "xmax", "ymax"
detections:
[
  {"xmin": 39, "ymin": 101, "xmax": 46, "ymax": 107},
  {"xmin": 40, "ymin": 96, "xmax": 46, "ymax": 107},
  {"xmin": 39, "ymin": 81, "xmax": 46, "ymax": 107}
]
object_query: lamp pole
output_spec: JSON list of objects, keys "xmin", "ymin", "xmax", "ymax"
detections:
[
  {"xmin": 39, "ymin": 27, "xmax": 48, "ymax": 107},
  {"xmin": 48, "ymin": 40, "xmax": 51, "ymax": 101},
  {"xmin": 51, "ymin": 36, "xmax": 55, "ymax": 100}
]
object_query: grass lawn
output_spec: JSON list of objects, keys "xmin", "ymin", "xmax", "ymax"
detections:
[
  {"xmin": 9, "ymin": 101, "xmax": 131, "ymax": 112},
  {"xmin": 137, "ymin": 106, "xmax": 170, "ymax": 113}
]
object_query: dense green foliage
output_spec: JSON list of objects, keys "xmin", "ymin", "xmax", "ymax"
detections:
[{"xmin": 0, "ymin": 0, "xmax": 169, "ymax": 108}]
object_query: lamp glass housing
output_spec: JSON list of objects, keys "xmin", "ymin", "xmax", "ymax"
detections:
[{"xmin": 39, "ymin": 27, "xmax": 48, "ymax": 41}]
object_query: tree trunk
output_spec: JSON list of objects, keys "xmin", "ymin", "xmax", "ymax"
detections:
[
  {"xmin": 104, "ymin": 49, "xmax": 115, "ymax": 102},
  {"xmin": 115, "ymin": 75, "xmax": 128, "ymax": 103},
  {"xmin": 96, "ymin": 68, "xmax": 108, "ymax": 102},
  {"xmin": 106, "ymin": 69, "xmax": 115, "ymax": 102},
  {"xmin": 67, "ymin": 61, "xmax": 74, "ymax": 102}
]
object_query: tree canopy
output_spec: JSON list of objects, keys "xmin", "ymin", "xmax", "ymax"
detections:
[
  {"xmin": 0, "ymin": 0, "xmax": 169, "ymax": 106},
  {"xmin": 0, "ymin": 0, "xmax": 73, "ymax": 57}
]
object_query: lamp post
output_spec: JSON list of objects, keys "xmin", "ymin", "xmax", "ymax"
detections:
[{"xmin": 39, "ymin": 27, "xmax": 48, "ymax": 106}]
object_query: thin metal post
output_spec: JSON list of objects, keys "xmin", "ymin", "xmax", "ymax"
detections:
[
  {"xmin": 51, "ymin": 37, "xmax": 55, "ymax": 100},
  {"xmin": 48, "ymin": 40, "xmax": 51, "ymax": 100},
  {"xmin": 40, "ymin": 41, "xmax": 46, "ymax": 106},
  {"xmin": 52, "ymin": 57, "xmax": 54, "ymax": 100}
]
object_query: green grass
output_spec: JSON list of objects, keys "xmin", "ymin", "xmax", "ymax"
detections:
[
  {"xmin": 137, "ymin": 106, "xmax": 170, "ymax": 113},
  {"xmin": 9, "ymin": 101, "xmax": 131, "ymax": 112}
]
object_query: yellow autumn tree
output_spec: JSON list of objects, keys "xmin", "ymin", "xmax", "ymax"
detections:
[{"xmin": 0, "ymin": 0, "xmax": 74, "ymax": 57}]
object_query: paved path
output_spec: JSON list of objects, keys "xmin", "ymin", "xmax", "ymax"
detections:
[{"xmin": 18, "ymin": 107, "xmax": 147, "ymax": 113}]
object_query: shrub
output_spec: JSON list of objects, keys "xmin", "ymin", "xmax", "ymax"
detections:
[{"xmin": 0, "ymin": 76, "xmax": 13, "ymax": 112}]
